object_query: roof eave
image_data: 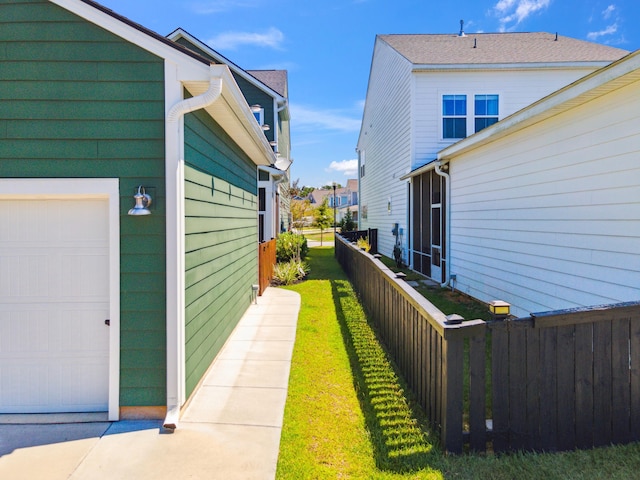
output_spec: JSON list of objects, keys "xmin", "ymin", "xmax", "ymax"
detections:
[
  {"xmin": 412, "ymin": 61, "xmax": 615, "ymax": 71},
  {"xmin": 184, "ymin": 66, "xmax": 276, "ymax": 167},
  {"xmin": 168, "ymin": 28, "xmax": 287, "ymax": 103}
]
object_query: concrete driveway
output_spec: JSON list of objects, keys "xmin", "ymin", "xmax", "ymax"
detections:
[{"xmin": 0, "ymin": 287, "xmax": 300, "ymax": 480}]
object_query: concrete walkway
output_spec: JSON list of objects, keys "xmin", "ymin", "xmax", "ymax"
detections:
[{"xmin": 0, "ymin": 287, "xmax": 301, "ymax": 480}]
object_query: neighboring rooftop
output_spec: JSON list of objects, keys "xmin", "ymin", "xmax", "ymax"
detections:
[
  {"xmin": 379, "ymin": 32, "xmax": 630, "ymax": 65},
  {"xmin": 247, "ymin": 70, "xmax": 288, "ymax": 97}
]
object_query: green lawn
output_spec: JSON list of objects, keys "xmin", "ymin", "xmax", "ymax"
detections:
[
  {"xmin": 276, "ymin": 247, "xmax": 640, "ymax": 479},
  {"xmin": 301, "ymin": 230, "xmax": 335, "ymax": 242}
]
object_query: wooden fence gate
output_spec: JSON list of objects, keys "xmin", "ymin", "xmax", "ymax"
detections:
[{"xmin": 258, "ymin": 238, "xmax": 276, "ymax": 295}]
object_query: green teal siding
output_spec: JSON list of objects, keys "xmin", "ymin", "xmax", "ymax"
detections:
[
  {"xmin": 232, "ymin": 75, "xmax": 275, "ymax": 143},
  {"xmin": 0, "ymin": 1, "xmax": 167, "ymax": 406},
  {"xmin": 184, "ymin": 108, "xmax": 258, "ymax": 398}
]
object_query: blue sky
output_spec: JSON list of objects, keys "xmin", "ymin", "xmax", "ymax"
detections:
[{"xmin": 99, "ymin": 0, "xmax": 640, "ymax": 188}]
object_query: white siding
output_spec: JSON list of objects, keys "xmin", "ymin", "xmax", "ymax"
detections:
[
  {"xmin": 449, "ymin": 78, "xmax": 640, "ymax": 317},
  {"xmin": 358, "ymin": 39, "xmax": 413, "ymax": 259},
  {"xmin": 412, "ymin": 68, "xmax": 599, "ymax": 169}
]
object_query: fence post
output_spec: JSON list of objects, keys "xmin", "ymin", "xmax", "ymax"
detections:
[{"xmin": 441, "ymin": 329, "xmax": 464, "ymax": 454}]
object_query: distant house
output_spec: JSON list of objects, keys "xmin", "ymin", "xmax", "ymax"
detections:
[
  {"xmin": 358, "ymin": 29, "xmax": 639, "ymax": 317},
  {"xmin": 168, "ymin": 29, "xmax": 292, "ymax": 241},
  {"xmin": 308, "ymin": 179, "xmax": 358, "ymax": 224},
  {"xmin": 357, "ymin": 31, "xmax": 629, "ymax": 289},
  {"xmin": 0, "ymin": 0, "xmax": 277, "ymax": 425}
]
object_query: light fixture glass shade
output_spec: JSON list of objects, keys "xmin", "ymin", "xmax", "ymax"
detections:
[{"xmin": 128, "ymin": 185, "xmax": 152, "ymax": 215}]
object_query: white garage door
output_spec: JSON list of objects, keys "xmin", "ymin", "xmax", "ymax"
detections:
[{"xmin": 0, "ymin": 198, "xmax": 110, "ymax": 413}]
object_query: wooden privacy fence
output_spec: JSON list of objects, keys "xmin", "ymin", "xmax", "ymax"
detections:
[
  {"xmin": 336, "ymin": 234, "xmax": 486, "ymax": 453},
  {"xmin": 490, "ymin": 301, "xmax": 640, "ymax": 453},
  {"xmin": 336, "ymin": 234, "xmax": 640, "ymax": 454},
  {"xmin": 258, "ymin": 238, "xmax": 276, "ymax": 295}
]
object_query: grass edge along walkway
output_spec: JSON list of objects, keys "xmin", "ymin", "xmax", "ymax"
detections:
[{"xmin": 276, "ymin": 247, "xmax": 640, "ymax": 480}]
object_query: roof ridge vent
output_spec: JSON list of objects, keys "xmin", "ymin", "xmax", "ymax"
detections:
[{"xmin": 459, "ymin": 19, "xmax": 466, "ymax": 37}]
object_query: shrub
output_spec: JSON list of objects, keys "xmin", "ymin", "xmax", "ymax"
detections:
[
  {"xmin": 356, "ymin": 236, "xmax": 371, "ymax": 252},
  {"xmin": 277, "ymin": 232, "xmax": 308, "ymax": 263},
  {"xmin": 272, "ymin": 260, "xmax": 309, "ymax": 285}
]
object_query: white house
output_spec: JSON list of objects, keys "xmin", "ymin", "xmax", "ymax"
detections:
[
  {"xmin": 425, "ymin": 49, "xmax": 640, "ymax": 317},
  {"xmin": 357, "ymin": 32, "xmax": 629, "ymax": 287}
]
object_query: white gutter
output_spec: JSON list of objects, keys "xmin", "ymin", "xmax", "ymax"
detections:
[
  {"xmin": 258, "ymin": 165, "xmax": 287, "ymax": 184},
  {"xmin": 164, "ymin": 65, "xmax": 223, "ymax": 431},
  {"xmin": 434, "ymin": 161, "xmax": 451, "ymax": 288},
  {"xmin": 168, "ymin": 67, "xmax": 222, "ymax": 122}
]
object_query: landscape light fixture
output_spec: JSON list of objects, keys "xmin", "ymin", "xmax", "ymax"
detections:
[
  {"xmin": 128, "ymin": 185, "xmax": 152, "ymax": 216},
  {"xmin": 489, "ymin": 300, "xmax": 511, "ymax": 320}
]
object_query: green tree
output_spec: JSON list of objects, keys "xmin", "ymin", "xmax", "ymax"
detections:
[
  {"xmin": 339, "ymin": 208, "xmax": 356, "ymax": 232},
  {"xmin": 321, "ymin": 183, "xmax": 342, "ymax": 190},
  {"xmin": 290, "ymin": 199, "xmax": 312, "ymax": 232},
  {"xmin": 313, "ymin": 198, "xmax": 332, "ymax": 246}
]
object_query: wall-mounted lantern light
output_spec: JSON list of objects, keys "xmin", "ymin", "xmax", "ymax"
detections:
[
  {"xmin": 128, "ymin": 185, "xmax": 152, "ymax": 216},
  {"xmin": 489, "ymin": 300, "xmax": 511, "ymax": 320}
]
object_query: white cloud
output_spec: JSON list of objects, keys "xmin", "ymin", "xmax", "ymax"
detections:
[
  {"xmin": 207, "ymin": 27, "xmax": 284, "ymax": 50},
  {"xmin": 602, "ymin": 4, "xmax": 616, "ymax": 20},
  {"xmin": 327, "ymin": 159, "xmax": 358, "ymax": 176},
  {"xmin": 587, "ymin": 23, "xmax": 618, "ymax": 40},
  {"xmin": 290, "ymin": 104, "xmax": 361, "ymax": 133},
  {"xmin": 494, "ymin": 0, "xmax": 551, "ymax": 31},
  {"xmin": 494, "ymin": 0, "xmax": 516, "ymax": 13},
  {"xmin": 191, "ymin": 0, "xmax": 261, "ymax": 14}
]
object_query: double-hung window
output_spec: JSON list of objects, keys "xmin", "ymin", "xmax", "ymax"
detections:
[
  {"xmin": 442, "ymin": 95, "xmax": 467, "ymax": 139},
  {"xmin": 474, "ymin": 94, "xmax": 499, "ymax": 132}
]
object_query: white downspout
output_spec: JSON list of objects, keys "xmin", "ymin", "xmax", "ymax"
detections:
[
  {"xmin": 167, "ymin": 70, "xmax": 222, "ymax": 122},
  {"xmin": 164, "ymin": 66, "xmax": 223, "ymax": 430},
  {"xmin": 434, "ymin": 161, "xmax": 451, "ymax": 288}
]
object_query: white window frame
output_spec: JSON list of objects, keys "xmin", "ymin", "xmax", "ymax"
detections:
[
  {"xmin": 474, "ymin": 94, "xmax": 499, "ymax": 133},
  {"xmin": 441, "ymin": 94, "xmax": 467, "ymax": 140},
  {"xmin": 441, "ymin": 93, "xmax": 501, "ymax": 140}
]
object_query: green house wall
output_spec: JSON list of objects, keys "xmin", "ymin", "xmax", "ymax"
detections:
[
  {"xmin": 0, "ymin": 0, "xmax": 167, "ymax": 407},
  {"xmin": 184, "ymin": 108, "xmax": 258, "ymax": 398}
]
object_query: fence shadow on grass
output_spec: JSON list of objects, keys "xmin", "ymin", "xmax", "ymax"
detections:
[{"xmin": 330, "ymin": 271, "xmax": 439, "ymax": 473}]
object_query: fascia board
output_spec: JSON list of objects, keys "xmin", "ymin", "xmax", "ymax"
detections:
[{"xmin": 412, "ymin": 61, "xmax": 612, "ymax": 72}]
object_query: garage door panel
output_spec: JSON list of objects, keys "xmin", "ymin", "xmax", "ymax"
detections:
[
  {"xmin": 0, "ymin": 310, "xmax": 52, "ymax": 354},
  {"xmin": 0, "ymin": 364, "xmax": 49, "ymax": 409},
  {"xmin": 0, "ymin": 198, "xmax": 110, "ymax": 413},
  {"xmin": 60, "ymin": 359, "xmax": 109, "ymax": 409},
  {"xmin": 60, "ymin": 253, "xmax": 110, "ymax": 299}
]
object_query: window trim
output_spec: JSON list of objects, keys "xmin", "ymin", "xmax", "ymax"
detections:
[
  {"xmin": 474, "ymin": 94, "xmax": 499, "ymax": 134},
  {"xmin": 440, "ymin": 92, "xmax": 501, "ymax": 140},
  {"xmin": 442, "ymin": 94, "xmax": 467, "ymax": 140}
]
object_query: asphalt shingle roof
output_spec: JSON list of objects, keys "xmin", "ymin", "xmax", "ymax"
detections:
[
  {"xmin": 247, "ymin": 70, "xmax": 288, "ymax": 97},
  {"xmin": 379, "ymin": 32, "xmax": 629, "ymax": 65}
]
